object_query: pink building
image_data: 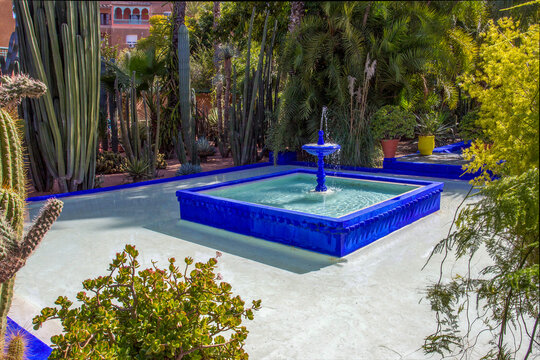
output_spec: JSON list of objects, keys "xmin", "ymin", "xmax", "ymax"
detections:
[{"xmin": 99, "ymin": 1, "xmax": 172, "ymax": 49}]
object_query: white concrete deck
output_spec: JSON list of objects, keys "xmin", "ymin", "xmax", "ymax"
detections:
[{"xmin": 10, "ymin": 165, "xmax": 491, "ymax": 359}]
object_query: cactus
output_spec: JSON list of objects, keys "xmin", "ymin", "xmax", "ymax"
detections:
[
  {"xmin": 229, "ymin": 9, "xmax": 277, "ymax": 166},
  {"xmin": 0, "ymin": 77, "xmax": 63, "ymax": 356},
  {"xmin": 13, "ymin": 0, "xmax": 100, "ymax": 192},
  {"xmin": 5, "ymin": 332, "xmax": 26, "ymax": 360},
  {"xmin": 178, "ymin": 24, "xmax": 197, "ymax": 165}
]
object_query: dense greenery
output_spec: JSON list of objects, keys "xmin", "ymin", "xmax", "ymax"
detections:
[
  {"xmin": 423, "ymin": 17, "xmax": 539, "ymax": 359},
  {"xmin": 271, "ymin": 1, "xmax": 482, "ymax": 166},
  {"xmin": 369, "ymin": 105, "xmax": 415, "ymax": 140},
  {"xmin": 34, "ymin": 245, "xmax": 261, "ymax": 359}
]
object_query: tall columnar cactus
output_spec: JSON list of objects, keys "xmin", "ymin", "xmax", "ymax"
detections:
[
  {"xmin": 0, "ymin": 80, "xmax": 63, "ymax": 358},
  {"xmin": 229, "ymin": 8, "xmax": 276, "ymax": 166},
  {"xmin": 13, "ymin": 0, "xmax": 100, "ymax": 193},
  {"xmin": 178, "ymin": 24, "xmax": 197, "ymax": 164}
]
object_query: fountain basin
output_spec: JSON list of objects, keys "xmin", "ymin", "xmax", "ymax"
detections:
[
  {"xmin": 302, "ymin": 143, "xmax": 341, "ymax": 157},
  {"xmin": 176, "ymin": 169, "xmax": 443, "ymax": 257}
]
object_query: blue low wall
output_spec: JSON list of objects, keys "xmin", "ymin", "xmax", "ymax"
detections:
[{"xmin": 177, "ymin": 169, "xmax": 443, "ymax": 257}]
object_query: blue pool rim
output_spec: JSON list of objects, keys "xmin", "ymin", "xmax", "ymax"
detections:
[{"xmin": 176, "ymin": 168, "xmax": 444, "ymax": 257}]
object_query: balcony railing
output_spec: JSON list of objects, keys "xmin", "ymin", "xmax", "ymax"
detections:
[{"xmin": 113, "ymin": 18, "xmax": 149, "ymax": 25}]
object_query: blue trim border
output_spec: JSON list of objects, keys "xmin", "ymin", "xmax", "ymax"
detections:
[
  {"xmin": 176, "ymin": 169, "xmax": 443, "ymax": 257},
  {"xmin": 26, "ymin": 162, "xmax": 272, "ymax": 202}
]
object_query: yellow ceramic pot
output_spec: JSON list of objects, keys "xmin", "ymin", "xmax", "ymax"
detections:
[{"xmin": 418, "ymin": 135, "xmax": 435, "ymax": 155}]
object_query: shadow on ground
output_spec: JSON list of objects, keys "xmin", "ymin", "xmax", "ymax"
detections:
[{"xmin": 144, "ymin": 219, "xmax": 345, "ymax": 274}]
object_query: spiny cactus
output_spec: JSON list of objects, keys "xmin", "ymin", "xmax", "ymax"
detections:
[
  {"xmin": 0, "ymin": 198, "xmax": 63, "ymax": 283},
  {"xmin": 178, "ymin": 24, "xmax": 197, "ymax": 165},
  {"xmin": 0, "ymin": 75, "xmax": 46, "ymax": 109},
  {"xmin": 14, "ymin": 0, "xmax": 100, "ymax": 192},
  {"xmin": 4, "ymin": 332, "xmax": 26, "ymax": 360},
  {"xmin": 0, "ymin": 73, "xmax": 63, "ymax": 357}
]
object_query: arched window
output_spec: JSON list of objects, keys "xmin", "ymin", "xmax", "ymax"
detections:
[
  {"xmin": 114, "ymin": 7, "xmax": 122, "ymax": 20},
  {"xmin": 123, "ymin": 8, "xmax": 131, "ymax": 20},
  {"xmin": 141, "ymin": 8, "xmax": 149, "ymax": 20}
]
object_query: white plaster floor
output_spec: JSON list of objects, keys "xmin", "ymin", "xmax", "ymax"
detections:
[{"xmin": 10, "ymin": 165, "xmax": 494, "ymax": 359}]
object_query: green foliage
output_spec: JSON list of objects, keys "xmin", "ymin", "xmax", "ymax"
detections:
[
  {"xmin": 461, "ymin": 18, "xmax": 539, "ymax": 181},
  {"xmin": 369, "ymin": 105, "xmax": 415, "ymax": 140},
  {"xmin": 176, "ymin": 163, "xmax": 202, "ymax": 176},
  {"xmin": 33, "ymin": 245, "xmax": 261, "ymax": 359},
  {"xmin": 424, "ymin": 15, "xmax": 540, "ymax": 360},
  {"xmin": 95, "ymin": 151, "xmax": 126, "ymax": 175},
  {"xmin": 458, "ymin": 108, "xmax": 486, "ymax": 142},
  {"xmin": 275, "ymin": 1, "xmax": 483, "ymax": 155},
  {"xmin": 424, "ymin": 169, "xmax": 539, "ymax": 359},
  {"xmin": 415, "ymin": 112, "xmax": 452, "ymax": 137},
  {"xmin": 124, "ymin": 158, "xmax": 150, "ymax": 183}
]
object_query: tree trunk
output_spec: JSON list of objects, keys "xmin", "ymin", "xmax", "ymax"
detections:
[
  {"xmin": 288, "ymin": 2, "xmax": 304, "ymax": 33},
  {"xmin": 213, "ymin": 2, "xmax": 225, "ymax": 157}
]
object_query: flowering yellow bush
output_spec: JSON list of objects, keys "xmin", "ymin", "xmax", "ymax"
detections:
[{"xmin": 461, "ymin": 18, "xmax": 539, "ymax": 182}]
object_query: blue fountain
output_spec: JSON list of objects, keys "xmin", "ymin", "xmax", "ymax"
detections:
[{"xmin": 302, "ymin": 107, "xmax": 341, "ymax": 191}]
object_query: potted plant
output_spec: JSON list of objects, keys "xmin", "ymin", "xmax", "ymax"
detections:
[
  {"xmin": 415, "ymin": 112, "xmax": 451, "ymax": 155},
  {"xmin": 196, "ymin": 137, "xmax": 216, "ymax": 163},
  {"xmin": 370, "ymin": 105, "xmax": 415, "ymax": 158}
]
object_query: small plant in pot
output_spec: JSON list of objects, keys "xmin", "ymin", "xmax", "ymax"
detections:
[
  {"xmin": 370, "ymin": 105, "xmax": 415, "ymax": 158},
  {"xmin": 196, "ymin": 137, "xmax": 216, "ymax": 163},
  {"xmin": 415, "ymin": 112, "xmax": 451, "ymax": 155}
]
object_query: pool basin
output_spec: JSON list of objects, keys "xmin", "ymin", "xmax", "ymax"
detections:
[{"xmin": 176, "ymin": 169, "xmax": 443, "ymax": 257}]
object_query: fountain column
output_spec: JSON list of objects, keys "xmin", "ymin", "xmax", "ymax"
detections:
[{"xmin": 316, "ymin": 130, "xmax": 327, "ymax": 192}]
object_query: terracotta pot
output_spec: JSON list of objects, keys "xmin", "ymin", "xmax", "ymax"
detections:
[
  {"xmin": 418, "ymin": 135, "xmax": 435, "ymax": 155},
  {"xmin": 381, "ymin": 139, "xmax": 399, "ymax": 158}
]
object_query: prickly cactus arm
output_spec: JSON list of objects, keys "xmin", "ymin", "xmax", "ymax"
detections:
[
  {"xmin": 0, "ymin": 277, "xmax": 15, "ymax": 352},
  {"xmin": 0, "ymin": 199, "xmax": 63, "ymax": 283}
]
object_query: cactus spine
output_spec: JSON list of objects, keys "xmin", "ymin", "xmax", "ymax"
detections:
[
  {"xmin": 0, "ymin": 79, "xmax": 63, "ymax": 357},
  {"xmin": 13, "ymin": 0, "xmax": 100, "ymax": 193},
  {"xmin": 178, "ymin": 24, "xmax": 197, "ymax": 164}
]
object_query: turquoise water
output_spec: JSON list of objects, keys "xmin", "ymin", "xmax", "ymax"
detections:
[{"xmin": 202, "ymin": 173, "xmax": 419, "ymax": 218}]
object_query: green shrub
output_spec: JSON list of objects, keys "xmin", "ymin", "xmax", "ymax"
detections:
[
  {"xmin": 415, "ymin": 112, "xmax": 452, "ymax": 137},
  {"xmin": 124, "ymin": 158, "xmax": 150, "ymax": 183},
  {"xmin": 458, "ymin": 109, "xmax": 486, "ymax": 142},
  {"xmin": 176, "ymin": 163, "xmax": 202, "ymax": 176},
  {"xmin": 96, "ymin": 151, "xmax": 126, "ymax": 174},
  {"xmin": 33, "ymin": 245, "xmax": 261, "ymax": 359},
  {"xmin": 369, "ymin": 105, "xmax": 415, "ymax": 140}
]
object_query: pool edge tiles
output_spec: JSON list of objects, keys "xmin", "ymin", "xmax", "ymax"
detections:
[{"xmin": 175, "ymin": 169, "xmax": 444, "ymax": 257}]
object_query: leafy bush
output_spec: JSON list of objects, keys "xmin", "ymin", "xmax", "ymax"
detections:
[
  {"xmin": 369, "ymin": 105, "xmax": 415, "ymax": 140},
  {"xmin": 458, "ymin": 109, "xmax": 486, "ymax": 142},
  {"xmin": 33, "ymin": 245, "xmax": 261, "ymax": 359},
  {"xmin": 176, "ymin": 163, "xmax": 202, "ymax": 176},
  {"xmin": 196, "ymin": 137, "xmax": 216, "ymax": 157},
  {"xmin": 96, "ymin": 151, "xmax": 126, "ymax": 174},
  {"xmin": 415, "ymin": 112, "xmax": 452, "ymax": 137}
]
